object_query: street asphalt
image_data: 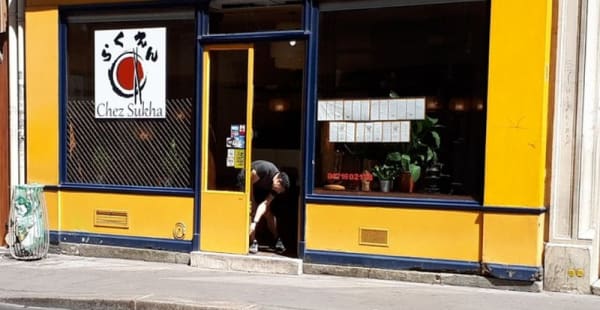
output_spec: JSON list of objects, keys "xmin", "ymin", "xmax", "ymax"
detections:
[{"xmin": 0, "ymin": 249, "xmax": 599, "ymax": 310}]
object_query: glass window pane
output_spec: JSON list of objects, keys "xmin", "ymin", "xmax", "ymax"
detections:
[
  {"xmin": 209, "ymin": 3, "xmax": 302, "ymax": 33},
  {"xmin": 316, "ymin": 2, "xmax": 489, "ymax": 200},
  {"xmin": 65, "ymin": 10, "xmax": 196, "ymax": 189}
]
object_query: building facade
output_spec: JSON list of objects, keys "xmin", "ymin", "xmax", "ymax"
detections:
[
  {"xmin": 23, "ymin": 0, "xmax": 552, "ymax": 284},
  {"xmin": 544, "ymin": 0, "xmax": 600, "ymax": 294}
]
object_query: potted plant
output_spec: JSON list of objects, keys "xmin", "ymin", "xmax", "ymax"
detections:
[
  {"xmin": 386, "ymin": 152, "xmax": 421, "ymax": 193},
  {"xmin": 371, "ymin": 164, "xmax": 398, "ymax": 192},
  {"xmin": 384, "ymin": 116, "xmax": 442, "ymax": 192}
]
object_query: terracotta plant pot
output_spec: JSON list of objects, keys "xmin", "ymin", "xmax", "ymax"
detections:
[{"xmin": 399, "ymin": 172, "xmax": 414, "ymax": 193}]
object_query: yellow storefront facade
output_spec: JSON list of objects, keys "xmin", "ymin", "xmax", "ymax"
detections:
[{"xmin": 24, "ymin": 0, "xmax": 552, "ymax": 282}]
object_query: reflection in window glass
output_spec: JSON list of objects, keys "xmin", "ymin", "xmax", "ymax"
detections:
[
  {"xmin": 209, "ymin": 3, "xmax": 302, "ymax": 33},
  {"xmin": 65, "ymin": 10, "xmax": 196, "ymax": 188},
  {"xmin": 316, "ymin": 3, "xmax": 490, "ymax": 200}
]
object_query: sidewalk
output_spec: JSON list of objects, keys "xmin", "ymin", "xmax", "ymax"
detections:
[{"xmin": 0, "ymin": 249, "xmax": 599, "ymax": 310}]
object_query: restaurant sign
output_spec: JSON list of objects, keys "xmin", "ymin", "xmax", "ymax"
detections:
[{"xmin": 94, "ymin": 27, "xmax": 166, "ymax": 119}]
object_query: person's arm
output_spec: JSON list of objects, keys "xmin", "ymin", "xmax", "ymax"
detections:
[
  {"xmin": 250, "ymin": 193, "xmax": 275, "ymax": 230},
  {"xmin": 250, "ymin": 169, "xmax": 259, "ymax": 184},
  {"xmin": 249, "ymin": 169, "xmax": 259, "ymax": 208}
]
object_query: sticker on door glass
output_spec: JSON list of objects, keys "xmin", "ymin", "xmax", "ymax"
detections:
[{"xmin": 226, "ymin": 124, "xmax": 246, "ymax": 149}]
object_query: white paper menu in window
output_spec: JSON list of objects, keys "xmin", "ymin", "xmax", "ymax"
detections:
[
  {"xmin": 388, "ymin": 100, "xmax": 398, "ymax": 120},
  {"xmin": 326, "ymin": 101, "xmax": 335, "ymax": 120},
  {"xmin": 352, "ymin": 100, "xmax": 361, "ymax": 121},
  {"xmin": 343, "ymin": 100, "xmax": 353, "ymax": 121},
  {"xmin": 364, "ymin": 123, "xmax": 374, "ymax": 142},
  {"xmin": 406, "ymin": 99, "xmax": 416, "ymax": 119},
  {"xmin": 370, "ymin": 100, "xmax": 380, "ymax": 120},
  {"xmin": 345, "ymin": 122, "xmax": 355, "ymax": 142},
  {"xmin": 415, "ymin": 97, "xmax": 426, "ymax": 120},
  {"xmin": 379, "ymin": 100, "xmax": 389, "ymax": 120},
  {"xmin": 329, "ymin": 122, "xmax": 338, "ymax": 142},
  {"xmin": 398, "ymin": 99, "xmax": 407, "ymax": 120},
  {"xmin": 373, "ymin": 122, "xmax": 383, "ymax": 142},
  {"xmin": 356, "ymin": 123, "xmax": 365, "ymax": 142},
  {"xmin": 334, "ymin": 100, "xmax": 344, "ymax": 120},
  {"xmin": 391, "ymin": 122, "xmax": 401, "ymax": 142},
  {"xmin": 317, "ymin": 100, "xmax": 327, "ymax": 121},
  {"xmin": 337, "ymin": 122, "xmax": 347, "ymax": 142},
  {"xmin": 400, "ymin": 121, "xmax": 410, "ymax": 142},
  {"xmin": 360, "ymin": 100, "xmax": 370, "ymax": 120},
  {"xmin": 382, "ymin": 122, "xmax": 392, "ymax": 142}
]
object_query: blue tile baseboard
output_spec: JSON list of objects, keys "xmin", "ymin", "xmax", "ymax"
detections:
[
  {"xmin": 50, "ymin": 231, "xmax": 192, "ymax": 253},
  {"xmin": 304, "ymin": 249, "xmax": 542, "ymax": 281}
]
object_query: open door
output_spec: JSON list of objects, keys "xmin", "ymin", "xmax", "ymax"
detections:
[{"xmin": 200, "ymin": 45, "xmax": 254, "ymax": 254}]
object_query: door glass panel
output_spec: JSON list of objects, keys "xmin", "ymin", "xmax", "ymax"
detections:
[{"xmin": 207, "ymin": 50, "xmax": 248, "ymax": 191}]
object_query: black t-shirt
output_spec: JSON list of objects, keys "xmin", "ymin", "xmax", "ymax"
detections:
[{"xmin": 251, "ymin": 160, "xmax": 280, "ymax": 192}]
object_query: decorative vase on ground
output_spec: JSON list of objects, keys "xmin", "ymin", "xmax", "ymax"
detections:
[
  {"xmin": 424, "ymin": 164, "xmax": 442, "ymax": 193},
  {"xmin": 5, "ymin": 184, "xmax": 49, "ymax": 260}
]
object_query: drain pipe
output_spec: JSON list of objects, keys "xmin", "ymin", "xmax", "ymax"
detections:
[{"xmin": 7, "ymin": 0, "xmax": 24, "ymax": 188}]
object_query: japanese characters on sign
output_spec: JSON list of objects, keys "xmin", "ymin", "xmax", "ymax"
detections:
[{"xmin": 94, "ymin": 28, "xmax": 166, "ymax": 119}]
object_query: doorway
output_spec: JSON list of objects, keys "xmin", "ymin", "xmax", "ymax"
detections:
[{"xmin": 200, "ymin": 41, "xmax": 305, "ymax": 257}]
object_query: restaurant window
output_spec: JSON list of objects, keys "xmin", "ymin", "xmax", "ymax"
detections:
[
  {"xmin": 315, "ymin": 1, "xmax": 489, "ymax": 201},
  {"xmin": 63, "ymin": 8, "xmax": 196, "ymax": 189}
]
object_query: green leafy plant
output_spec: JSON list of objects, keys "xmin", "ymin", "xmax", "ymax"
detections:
[
  {"xmin": 411, "ymin": 116, "xmax": 442, "ymax": 168},
  {"xmin": 371, "ymin": 164, "xmax": 399, "ymax": 181},
  {"xmin": 391, "ymin": 116, "xmax": 442, "ymax": 176},
  {"xmin": 386, "ymin": 152, "xmax": 421, "ymax": 183}
]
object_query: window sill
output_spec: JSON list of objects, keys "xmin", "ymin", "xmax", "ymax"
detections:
[{"xmin": 307, "ymin": 188, "xmax": 482, "ymax": 210}]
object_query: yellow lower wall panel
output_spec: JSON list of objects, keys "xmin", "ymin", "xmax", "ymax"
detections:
[
  {"xmin": 59, "ymin": 192, "xmax": 194, "ymax": 240},
  {"xmin": 44, "ymin": 191, "xmax": 59, "ymax": 231},
  {"xmin": 306, "ymin": 204, "xmax": 481, "ymax": 262},
  {"xmin": 482, "ymin": 213, "xmax": 544, "ymax": 266}
]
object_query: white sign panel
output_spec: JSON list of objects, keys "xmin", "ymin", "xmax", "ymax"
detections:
[{"xmin": 95, "ymin": 28, "xmax": 166, "ymax": 119}]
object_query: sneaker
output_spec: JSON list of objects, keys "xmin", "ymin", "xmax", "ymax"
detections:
[
  {"xmin": 274, "ymin": 238, "xmax": 286, "ymax": 253},
  {"xmin": 249, "ymin": 240, "xmax": 259, "ymax": 254}
]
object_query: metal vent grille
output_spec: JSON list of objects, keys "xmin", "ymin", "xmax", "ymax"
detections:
[
  {"xmin": 94, "ymin": 210, "xmax": 129, "ymax": 229},
  {"xmin": 359, "ymin": 228, "xmax": 389, "ymax": 247},
  {"xmin": 65, "ymin": 98, "xmax": 194, "ymax": 188}
]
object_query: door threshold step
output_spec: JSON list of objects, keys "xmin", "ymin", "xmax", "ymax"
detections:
[{"xmin": 190, "ymin": 251, "xmax": 302, "ymax": 275}]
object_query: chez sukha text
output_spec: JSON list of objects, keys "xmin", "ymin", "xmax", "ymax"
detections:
[{"xmin": 95, "ymin": 100, "xmax": 164, "ymax": 118}]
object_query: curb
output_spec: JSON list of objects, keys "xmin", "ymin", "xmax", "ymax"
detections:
[
  {"xmin": 0, "ymin": 297, "xmax": 257, "ymax": 310},
  {"xmin": 50, "ymin": 243, "xmax": 190, "ymax": 265},
  {"xmin": 303, "ymin": 263, "xmax": 543, "ymax": 293}
]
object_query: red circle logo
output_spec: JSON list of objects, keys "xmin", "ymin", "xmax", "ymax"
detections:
[{"xmin": 109, "ymin": 51, "xmax": 147, "ymax": 98}]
